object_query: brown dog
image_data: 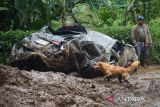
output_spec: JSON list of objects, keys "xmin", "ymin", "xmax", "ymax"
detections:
[{"xmin": 94, "ymin": 61, "xmax": 140, "ymax": 83}]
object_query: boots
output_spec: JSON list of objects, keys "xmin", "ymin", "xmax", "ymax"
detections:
[{"xmin": 140, "ymin": 59, "xmax": 148, "ymax": 68}]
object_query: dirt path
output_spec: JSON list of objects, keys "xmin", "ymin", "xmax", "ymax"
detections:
[{"xmin": 0, "ymin": 65, "xmax": 160, "ymax": 107}]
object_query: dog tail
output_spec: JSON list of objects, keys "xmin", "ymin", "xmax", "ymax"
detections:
[{"xmin": 127, "ymin": 61, "xmax": 140, "ymax": 72}]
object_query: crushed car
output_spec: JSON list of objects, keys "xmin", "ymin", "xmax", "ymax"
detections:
[{"xmin": 11, "ymin": 25, "xmax": 138, "ymax": 78}]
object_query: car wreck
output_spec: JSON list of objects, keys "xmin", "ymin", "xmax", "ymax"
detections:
[{"xmin": 11, "ymin": 25, "xmax": 138, "ymax": 78}]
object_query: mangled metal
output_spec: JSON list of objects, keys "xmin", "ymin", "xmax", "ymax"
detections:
[{"xmin": 11, "ymin": 26, "xmax": 138, "ymax": 78}]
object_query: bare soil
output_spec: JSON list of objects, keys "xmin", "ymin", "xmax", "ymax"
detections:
[{"xmin": 0, "ymin": 64, "xmax": 160, "ymax": 107}]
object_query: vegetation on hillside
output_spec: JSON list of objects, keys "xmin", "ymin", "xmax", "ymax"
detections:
[{"xmin": 1, "ymin": 0, "xmax": 160, "ymax": 30}]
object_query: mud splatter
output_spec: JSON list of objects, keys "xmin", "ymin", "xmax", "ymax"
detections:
[{"xmin": 0, "ymin": 64, "xmax": 160, "ymax": 107}]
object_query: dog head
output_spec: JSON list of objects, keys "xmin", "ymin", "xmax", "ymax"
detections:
[
  {"xmin": 93, "ymin": 62, "xmax": 103, "ymax": 69},
  {"xmin": 93, "ymin": 61, "xmax": 110, "ymax": 72},
  {"xmin": 93, "ymin": 61, "xmax": 111, "ymax": 75}
]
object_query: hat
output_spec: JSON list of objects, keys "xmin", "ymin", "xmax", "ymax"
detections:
[{"xmin": 137, "ymin": 15, "xmax": 144, "ymax": 20}]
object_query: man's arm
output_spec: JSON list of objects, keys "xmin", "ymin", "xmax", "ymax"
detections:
[
  {"xmin": 145, "ymin": 25, "xmax": 152, "ymax": 46},
  {"xmin": 147, "ymin": 26, "xmax": 152, "ymax": 44}
]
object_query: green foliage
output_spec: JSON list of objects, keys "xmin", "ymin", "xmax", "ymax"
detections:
[
  {"xmin": 97, "ymin": 6, "xmax": 116, "ymax": 26},
  {"xmin": 1, "ymin": 0, "xmax": 160, "ymax": 31},
  {"xmin": 148, "ymin": 18, "xmax": 160, "ymax": 64},
  {"xmin": 72, "ymin": 4, "xmax": 99, "ymax": 26},
  {"xmin": 0, "ymin": 7, "xmax": 8, "ymax": 11},
  {"xmin": 0, "ymin": 0, "xmax": 60, "ymax": 31},
  {"xmin": 0, "ymin": 0, "xmax": 15, "ymax": 31},
  {"xmin": 0, "ymin": 30, "xmax": 32, "ymax": 64},
  {"xmin": 14, "ymin": 0, "xmax": 49, "ymax": 30}
]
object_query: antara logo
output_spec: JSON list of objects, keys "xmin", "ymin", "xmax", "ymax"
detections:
[
  {"xmin": 104, "ymin": 95, "xmax": 145, "ymax": 104},
  {"xmin": 104, "ymin": 95, "xmax": 116, "ymax": 104}
]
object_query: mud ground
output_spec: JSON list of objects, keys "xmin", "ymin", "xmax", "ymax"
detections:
[{"xmin": 0, "ymin": 64, "xmax": 160, "ymax": 107}]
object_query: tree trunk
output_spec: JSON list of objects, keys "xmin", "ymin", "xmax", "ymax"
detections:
[
  {"xmin": 148, "ymin": 0, "xmax": 151, "ymax": 21},
  {"xmin": 131, "ymin": 8, "xmax": 136, "ymax": 24},
  {"xmin": 123, "ymin": 10, "xmax": 129, "ymax": 26},
  {"xmin": 123, "ymin": 0, "xmax": 136, "ymax": 26},
  {"xmin": 142, "ymin": 0, "xmax": 146, "ymax": 19},
  {"xmin": 71, "ymin": 14, "xmax": 80, "ymax": 25},
  {"xmin": 61, "ymin": 0, "xmax": 66, "ymax": 27}
]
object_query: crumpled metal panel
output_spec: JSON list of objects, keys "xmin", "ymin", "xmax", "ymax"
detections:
[{"xmin": 11, "ymin": 26, "xmax": 138, "ymax": 78}]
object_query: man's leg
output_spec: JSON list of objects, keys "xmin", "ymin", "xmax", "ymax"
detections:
[
  {"xmin": 141, "ymin": 46, "xmax": 150, "ymax": 67},
  {"xmin": 134, "ymin": 42, "xmax": 144, "ymax": 60}
]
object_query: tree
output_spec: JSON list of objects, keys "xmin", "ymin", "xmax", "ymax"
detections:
[
  {"xmin": 123, "ymin": 0, "xmax": 136, "ymax": 26},
  {"xmin": 0, "ymin": 0, "xmax": 15, "ymax": 31}
]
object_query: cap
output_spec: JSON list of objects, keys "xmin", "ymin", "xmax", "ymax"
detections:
[{"xmin": 137, "ymin": 15, "xmax": 144, "ymax": 20}]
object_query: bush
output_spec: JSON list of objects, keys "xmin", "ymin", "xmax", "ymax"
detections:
[
  {"xmin": 148, "ymin": 18, "xmax": 160, "ymax": 64},
  {"xmin": 0, "ymin": 30, "xmax": 32, "ymax": 64}
]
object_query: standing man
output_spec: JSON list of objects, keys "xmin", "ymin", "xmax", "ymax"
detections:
[{"xmin": 131, "ymin": 15, "xmax": 152, "ymax": 67}]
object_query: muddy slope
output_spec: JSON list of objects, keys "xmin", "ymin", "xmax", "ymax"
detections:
[{"xmin": 0, "ymin": 65, "xmax": 160, "ymax": 107}]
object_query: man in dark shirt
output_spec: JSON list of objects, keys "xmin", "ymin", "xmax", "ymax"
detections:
[{"xmin": 131, "ymin": 16, "xmax": 152, "ymax": 67}]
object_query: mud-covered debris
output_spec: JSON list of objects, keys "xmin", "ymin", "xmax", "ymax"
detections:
[{"xmin": 0, "ymin": 64, "xmax": 160, "ymax": 107}]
